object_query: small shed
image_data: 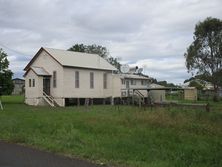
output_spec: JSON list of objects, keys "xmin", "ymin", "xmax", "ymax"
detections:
[
  {"xmin": 184, "ymin": 87, "xmax": 197, "ymax": 101},
  {"xmin": 148, "ymin": 84, "xmax": 166, "ymax": 103}
]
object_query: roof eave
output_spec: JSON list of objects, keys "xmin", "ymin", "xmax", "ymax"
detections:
[
  {"xmin": 24, "ymin": 47, "xmax": 44, "ymax": 71},
  {"xmin": 63, "ymin": 65, "xmax": 117, "ymax": 71}
]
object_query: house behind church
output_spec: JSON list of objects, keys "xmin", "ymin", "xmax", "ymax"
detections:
[{"xmin": 12, "ymin": 78, "xmax": 25, "ymax": 95}]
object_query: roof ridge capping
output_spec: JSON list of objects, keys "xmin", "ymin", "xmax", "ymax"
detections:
[{"xmin": 43, "ymin": 47, "xmax": 100, "ymax": 56}]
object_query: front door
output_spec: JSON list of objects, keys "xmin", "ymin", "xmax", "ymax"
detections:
[{"xmin": 43, "ymin": 77, "xmax": 50, "ymax": 95}]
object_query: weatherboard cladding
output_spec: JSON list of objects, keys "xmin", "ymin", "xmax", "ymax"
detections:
[{"xmin": 24, "ymin": 47, "xmax": 117, "ymax": 71}]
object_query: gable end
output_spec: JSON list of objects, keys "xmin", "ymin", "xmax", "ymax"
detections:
[{"xmin": 24, "ymin": 47, "xmax": 62, "ymax": 71}]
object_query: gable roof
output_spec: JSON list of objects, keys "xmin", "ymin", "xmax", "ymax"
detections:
[
  {"xmin": 31, "ymin": 66, "xmax": 51, "ymax": 76},
  {"xmin": 24, "ymin": 66, "xmax": 51, "ymax": 77},
  {"xmin": 24, "ymin": 47, "xmax": 117, "ymax": 71}
]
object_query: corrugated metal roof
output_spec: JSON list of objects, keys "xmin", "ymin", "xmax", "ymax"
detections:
[
  {"xmin": 120, "ymin": 74, "xmax": 150, "ymax": 80},
  {"xmin": 148, "ymin": 83, "xmax": 165, "ymax": 88},
  {"xmin": 43, "ymin": 47, "xmax": 117, "ymax": 71},
  {"xmin": 31, "ymin": 66, "xmax": 51, "ymax": 76}
]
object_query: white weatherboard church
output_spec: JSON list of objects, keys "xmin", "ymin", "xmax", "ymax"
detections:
[{"xmin": 24, "ymin": 47, "xmax": 121, "ymax": 106}]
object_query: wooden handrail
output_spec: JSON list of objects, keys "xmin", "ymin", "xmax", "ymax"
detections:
[{"xmin": 43, "ymin": 91, "xmax": 55, "ymax": 106}]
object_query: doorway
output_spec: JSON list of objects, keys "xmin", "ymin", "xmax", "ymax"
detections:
[{"xmin": 43, "ymin": 77, "xmax": 50, "ymax": 95}]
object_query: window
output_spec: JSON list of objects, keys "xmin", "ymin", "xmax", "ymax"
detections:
[
  {"xmin": 75, "ymin": 71, "xmax": 79, "ymax": 88},
  {"xmin": 131, "ymin": 79, "xmax": 136, "ymax": 85},
  {"xmin": 29, "ymin": 79, "xmax": 32, "ymax": 87},
  {"xmin": 53, "ymin": 71, "xmax": 57, "ymax": 88},
  {"xmin": 32, "ymin": 79, "xmax": 35, "ymax": 87},
  {"xmin": 141, "ymin": 80, "xmax": 147, "ymax": 85},
  {"xmin": 103, "ymin": 73, "xmax": 107, "ymax": 89},
  {"xmin": 90, "ymin": 72, "xmax": 94, "ymax": 89},
  {"xmin": 121, "ymin": 79, "xmax": 125, "ymax": 85}
]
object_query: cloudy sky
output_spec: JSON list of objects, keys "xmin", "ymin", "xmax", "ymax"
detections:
[{"xmin": 0, "ymin": 0, "xmax": 221, "ymax": 84}]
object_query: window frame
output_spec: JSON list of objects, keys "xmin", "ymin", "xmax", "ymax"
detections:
[
  {"xmin": 121, "ymin": 79, "xmax": 125, "ymax": 85},
  {"xmin": 75, "ymin": 71, "xmax": 79, "ymax": 88},
  {"xmin": 29, "ymin": 79, "xmax": 32, "ymax": 87},
  {"xmin": 103, "ymin": 73, "xmax": 107, "ymax": 89},
  {"xmin": 131, "ymin": 79, "xmax": 136, "ymax": 85},
  {"xmin": 141, "ymin": 80, "xmax": 147, "ymax": 85},
  {"xmin": 90, "ymin": 72, "xmax": 94, "ymax": 89},
  {"xmin": 32, "ymin": 79, "xmax": 35, "ymax": 87},
  {"xmin": 53, "ymin": 71, "xmax": 57, "ymax": 88}
]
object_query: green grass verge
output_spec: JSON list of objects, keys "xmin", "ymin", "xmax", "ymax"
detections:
[
  {"xmin": 0, "ymin": 96, "xmax": 222, "ymax": 167},
  {"xmin": 1, "ymin": 95, "xmax": 24, "ymax": 103}
]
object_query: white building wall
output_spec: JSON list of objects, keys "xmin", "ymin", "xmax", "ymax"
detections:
[
  {"xmin": 63, "ymin": 68, "xmax": 121, "ymax": 98},
  {"xmin": 111, "ymin": 74, "xmax": 122, "ymax": 98},
  {"xmin": 25, "ymin": 70, "xmax": 40, "ymax": 105}
]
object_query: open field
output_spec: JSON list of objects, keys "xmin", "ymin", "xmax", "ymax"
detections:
[{"xmin": 0, "ymin": 96, "xmax": 222, "ymax": 167}]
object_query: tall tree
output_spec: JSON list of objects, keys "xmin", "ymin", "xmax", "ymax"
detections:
[
  {"xmin": 68, "ymin": 44, "xmax": 121, "ymax": 70},
  {"xmin": 85, "ymin": 44, "xmax": 109, "ymax": 59},
  {"xmin": 184, "ymin": 17, "xmax": 222, "ymax": 100},
  {"xmin": 0, "ymin": 48, "xmax": 14, "ymax": 95}
]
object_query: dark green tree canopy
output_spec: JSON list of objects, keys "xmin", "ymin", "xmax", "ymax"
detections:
[
  {"xmin": 68, "ymin": 44, "xmax": 121, "ymax": 70},
  {"xmin": 156, "ymin": 80, "xmax": 179, "ymax": 88},
  {"xmin": 0, "ymin": 48, "xmax": 14, "ymax": 95},
  {"xmin": 68, "ymin": 44, "xmax": 85, "ymax": 53},
  {"xmin": 184, "ymin": 17, "xmax": 222, "ymax": 90},
  {"xmin": 0, "ymin": 48, "xmax": 9, "ymax": 72},
  {"xmin": 68, "ymin": 44, "xmax": 109, "ymax": 58}
]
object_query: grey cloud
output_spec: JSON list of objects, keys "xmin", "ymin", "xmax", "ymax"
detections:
[{"xmin": 0, "ymin": 0, "xmax": 221, "ymax": 83}]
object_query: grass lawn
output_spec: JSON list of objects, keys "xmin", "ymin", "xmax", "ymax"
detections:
[{"xmin": 0, "ymin": 96, "xmax": 222, "ymax": 167}]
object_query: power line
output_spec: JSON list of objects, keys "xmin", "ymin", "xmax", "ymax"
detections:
[{"xmin": 0, "ymin": 42, "xmax": 31, "ymax": 57}]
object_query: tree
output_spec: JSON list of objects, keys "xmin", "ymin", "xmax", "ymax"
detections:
[
  {"xmin": 184, "ymin": 77, "xmax": 206, "ymax": 90},
  {"xmin": 107, "ymin": 57, "xmax": 121, "ymax": 70},
  {"xmin": 188, "ymin": 80, "xmax": 204, "ymax": 90},
  {"xmin": 68, "ymin": 44, "xmax": 85, "ymax": 53},
  {"xmin": 157, "ymin": 80, "xmax": 179, "ymax": 88},
  {"xmin": 68, "ymin": 44, "xmax": 121, "ymax": 70},
  {"xmin": 0, "ymin": 48, "xmax": 14, "ymax": 95},
  {"xmin": 68, "ymin": 44, "xmax": 109, "ymax": 58},
  {"xmin": 184, "ymin": 17, "xmax": 222, "ymax": 101}
]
